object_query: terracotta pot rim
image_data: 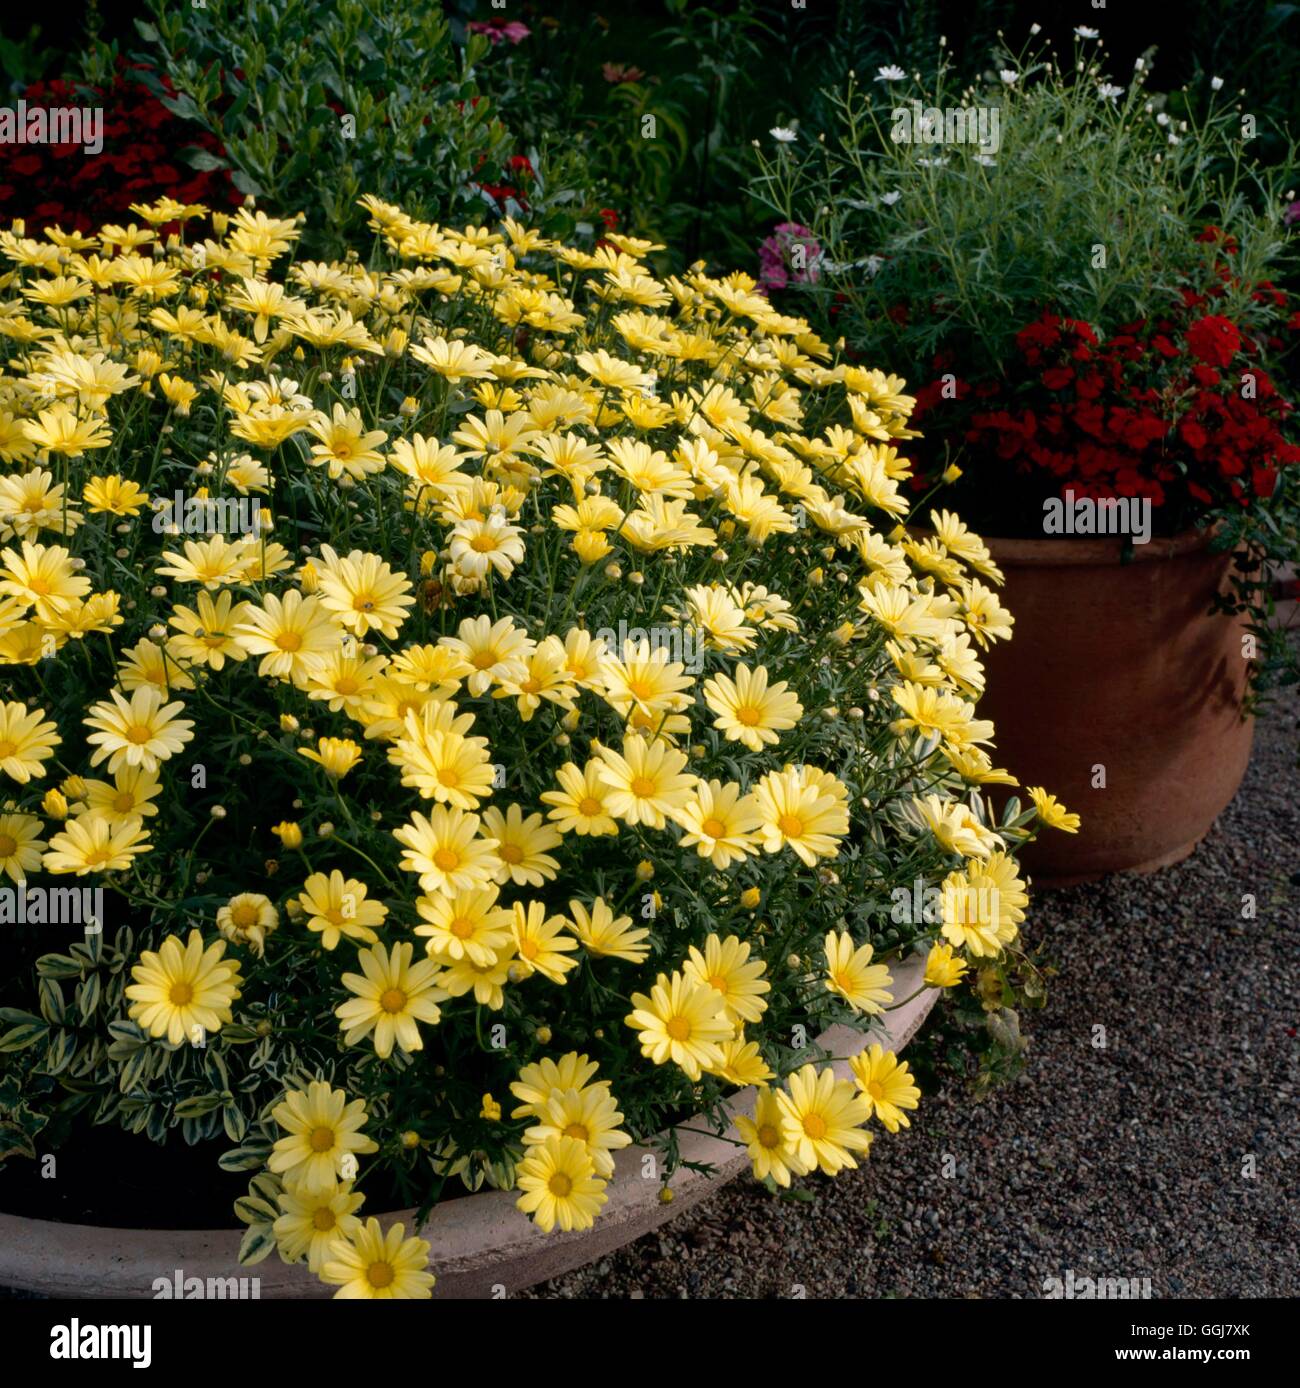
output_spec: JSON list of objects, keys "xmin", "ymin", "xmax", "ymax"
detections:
[
  {"xmin": 982, "ymin": 524, "xmax": 1215, "ymax": 568},
  {"xmin": 0, "ymin": 957, "xmax": 939, "ymax": 1298}
]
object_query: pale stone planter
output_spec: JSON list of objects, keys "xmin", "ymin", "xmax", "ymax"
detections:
[{"xmin": 0, "ymin": 955, "xmax": 937, "ymax": 1299}]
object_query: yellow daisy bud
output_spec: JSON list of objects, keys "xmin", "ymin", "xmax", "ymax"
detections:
[
  {"xmin": 740, "ymin": 887, "xmax": 761, "ymax": 910},
  {"xmin": 272, "ymin": 821, "xmax": 303, "ymax": 849},
  {"xmin": 41, "ymin": 788, "xmax": 69, "ymax": 820},
  {"xmin": 635, "ymin": 860, "xmax": 654, "ymax": 881}
]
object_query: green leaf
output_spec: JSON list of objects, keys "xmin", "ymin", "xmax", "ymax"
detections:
[
  {"xmin": 174, "ymin": 1093, "xmax": 224, "ymax": 1119},
  {"xmin": 36, "ymin": 955, "xmax": 81, "ymax": 982},
  {"xmin": 238, "ymin": 1222, "xmax": 278, "ymax": 1266},
  {"xmin": 43, "ymin": 1029, "xmax": 78, "ymax": 1075},
  {"xmin": 230, "ymin": 169, "xmax": 264, "ymax": 197},
  {"xmin": 249, "ymin": 1172, "xmax": 281, "ymax": 1205},
  {"xmin": 183, "ymin": 146, "xmax": 228, "ymax": 172},
  {"xmin": 0, "ymin": 1008, "xmax": 43, "ymax": 1027},
  {"xmin": 234, "ymin": 1194, "xmax": 278, "ymax": 1225},
  {"xmin": 0, "ymin": 1021, "xmax": 48, "ymax": 1052},
  {"xmin": 0, "ymin": 1123, "xmax": 37, "ymax": 1164},
  {"xmin": 118, "ymin": 1046, "xmax": 153, "ymax": 1094},
  {"xmin": 222, "ymin": 1104, "xmax": 248, "ymax": 1144},
  {"xmin": 219, "ymin": 1140, "xmax": 273, "ymax": 1173},
  {"xmin": 77, "ymin": 974, "xmax": 102, "ymax": 1022}
]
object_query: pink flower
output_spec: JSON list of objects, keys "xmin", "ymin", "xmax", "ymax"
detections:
[
  {"xmin": 757, "ymin": 222, "xmax": 822, "ymax": 293},
  {"xmin": 468, "ymin": 20, "xmax": 531, "ymax": 45}
]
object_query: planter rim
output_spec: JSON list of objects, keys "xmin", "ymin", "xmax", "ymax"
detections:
[
  {"xmin": 0, "ymin": 955, "xmax": 938, "ymax": 1299},
  {"xmin": 982, "ymin": 524, "xmax": 1215, "ymax": 568}
]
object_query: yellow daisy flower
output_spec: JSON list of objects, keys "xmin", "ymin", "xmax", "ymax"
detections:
[{"xmin": 124, "ymin": 928, "xmax": 242, "ymax": 1046}]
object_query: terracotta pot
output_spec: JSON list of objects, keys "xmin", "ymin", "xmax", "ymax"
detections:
[
  {"xmin": 978, "ymin": 528, "xmax": 1254, "ymax": 886},
  {"xmin": 0, "ymin": 956, "xmax": 938, "ymax": 1299}
]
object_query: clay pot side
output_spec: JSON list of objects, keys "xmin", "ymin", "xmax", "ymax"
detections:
[
  {"xmin": 0, "ymin": 956, "xmax": 938, "ymax": 1300},
  {"xmin": 978, "ymin": 529, "xmax": 1254, "ymax": 886}
]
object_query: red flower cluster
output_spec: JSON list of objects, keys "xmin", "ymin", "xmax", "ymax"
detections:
[
  {"xmin": 912, "ymin": 239, "xmax": 1300, "ymax": 516},
  {"xmin": 473, "ymin": 153, "xmax": 536, "ymax": 210},
  {"xmin": 0, "ymin": 72, "xmax": 239, "ymax": 234}
]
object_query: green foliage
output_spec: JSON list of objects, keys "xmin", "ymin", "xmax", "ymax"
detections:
[
  {"xmin": 86, "ymin": 0, "xmax": 527, "ymax": 257},
  {"xmin": 750, "ymin": 33, "xmax": 1298, "ymax": 386}
]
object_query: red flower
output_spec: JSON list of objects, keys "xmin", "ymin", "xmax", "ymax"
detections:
[{"xmin": 1185, "ymin": 315, "xmax": 1241, "ymax": 368}]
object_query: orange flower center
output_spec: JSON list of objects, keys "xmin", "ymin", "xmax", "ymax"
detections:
[
  {"xmin": 276, "ymin": 632, "xmax": 303, "ymax": 652},
  {"xmin": 630, "ymin": 776, "xmax": 656, "ymax": 798},
  {"xmin": 379, "ymin": 988, "xmax": 407, "ymax": 1014},
  {"xmin": 432, "ymin": 848, "xmax": 460, "ymax": 872},
  {"xmin": 309, "ymin": 1127, "xmax": 334, "ymax": 1152},
  {"xmin": 499, "ymin": 843, "xmax": 523, "ymax": 863},
  {"xmin": 757, "ymin": 1123, "xmax": 781, "ymax": 1150},
  {"xmin": 802, "ymin": 1113, "xmax": 828, "ymax": 1140},
  {"xmin": 563, "ymin": 1122, "xmax": 590, "ymax": 1142},
  {"xmin": 125, "ymin": 724, "xmax": 152, "ymax": 745},
  {"xmin": 665, "ymin": 1016, "xmax": 691, "ymax": 1042},
  {"xmin": 311, "ymin": 1208, "xmax": 336, "ymax": 1231},
  {"xmin": 578, "ymin": 797, "xmax": 603, "ymax": 816},
  {"xmin": 736, "ymin": 706, "xmax": 761, "ymax": 726},
  {"xmin": 366, "ymin": 1261, "xmax": 394, "ymax": 1289},
  {"xmin": 168, "ymin": 981, "xmax": 194, "ymax": 1006},
  {"xmin": 702, "ymin": 817, "xmax": 727, "ymax": 839},
  {"xmin": 0, "ymin": 833, "xmax": 17, "ymax": 857},
  {"xmin": 777, "ymin": 813, "xmax": 804, "ymax": 838},
  {"xmin": 547, "ymin": 1172, "xmax": 573, "ymax": 1198}
]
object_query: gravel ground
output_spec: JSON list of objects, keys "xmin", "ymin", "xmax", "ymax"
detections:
[{"xmin": 527, "ymin": 691, "xmax": 1300, "ymax": 1300}]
